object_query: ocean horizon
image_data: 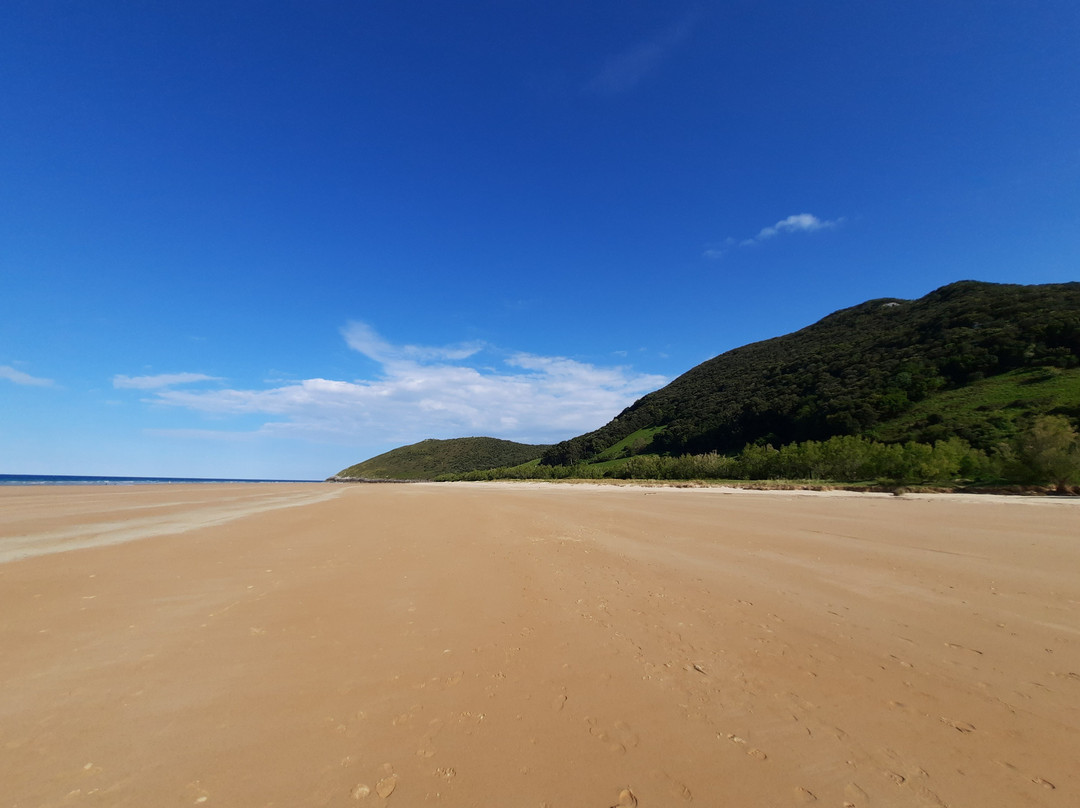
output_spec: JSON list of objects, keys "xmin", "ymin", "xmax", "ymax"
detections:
[{"xmin": 0, "ymin": 473, "xmax": 320, "ymax": 486}]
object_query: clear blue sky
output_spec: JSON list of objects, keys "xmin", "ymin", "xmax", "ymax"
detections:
[{"xmin": 2, "ymin": 1, "xmax": 1078, "ymax": 479}]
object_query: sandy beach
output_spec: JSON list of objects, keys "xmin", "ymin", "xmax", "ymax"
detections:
[{"xmin": 1, "ymin": 482, "xmax": 1077, "ymax": 807}]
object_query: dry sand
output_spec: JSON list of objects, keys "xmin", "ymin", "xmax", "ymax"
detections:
[{"xmin": 1, "ymin": 482, "xmax": 1077, "ymax": 807}]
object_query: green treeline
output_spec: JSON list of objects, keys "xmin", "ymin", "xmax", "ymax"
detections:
[{"xmin": 438, "ymin": 416, "xmax": 1080, "ymax": 492}]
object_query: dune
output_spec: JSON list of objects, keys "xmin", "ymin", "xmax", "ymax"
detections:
[{"xmin": 1, "ymin": 482, "xmax": 1077, "ymax": 806}]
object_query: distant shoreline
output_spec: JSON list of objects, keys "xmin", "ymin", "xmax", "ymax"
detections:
[
  {"xmin": 0, "ymin": 473, "xmax": 320, "ymax": 486},
  {"xmin": 325, "ymin": 475, "xmax": 424, "ymax": 484},
  {"xmin": 331, "ymin": 474, "xmax": 1079, "ymax": 498},
  {"xmin": 440, "ymin": 478, "xmax": 1080, "ymax": 505}
]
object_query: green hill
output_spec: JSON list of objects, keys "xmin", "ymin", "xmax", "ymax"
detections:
[
  {"xmin": 542, "ymin": 280, "xmax": 1080, "ymax": 465},
  {"xmin": 333, "ymin": 437, "xmax": 550, "ymax": 481}
]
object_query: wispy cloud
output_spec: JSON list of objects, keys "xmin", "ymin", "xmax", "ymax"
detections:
[
  {"xmin": 585, "ymin": 12, "xmax": 697, "ymax": 95},
  {"xmin": 0, "ymin": 365, "xmax": 54, "ymax": 387},
  {"xmin": 113, "ymin": 372, "xmax": 221, "ymax": 390},
  {"xmin": 146, "ymin": 324, "xmax": 668, "ymax": 447},
  {"xmin": 704, "ymin": 213, "xmax": 844, "ymax": 259},
  {"xmin": 143, "ymin": 428, "xmax": 257, "ymax": 442},
  {"xmin": 341, "ymin": 322, "xmax": 483, "ymax": 364}
]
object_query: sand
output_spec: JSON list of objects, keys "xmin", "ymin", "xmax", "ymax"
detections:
[{"xmin": 1, "ymin": 482, "xmax": 1077, "ymax": 807}]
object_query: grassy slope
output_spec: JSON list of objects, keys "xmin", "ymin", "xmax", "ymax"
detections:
[
  {"xmin": 335, "ymin": 437, "xmax": 550, "ymax": 480},
  {"xmin": 590, "ymin": 427, "xmax": 666, "ymax": 461},
  {"xmin": 869, "ymin": 366, "xmax": 1080, "ymax": 447}
]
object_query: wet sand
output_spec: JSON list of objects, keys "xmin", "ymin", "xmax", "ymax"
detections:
[{"xmin": 1, "ymin": 482, "xmax": 1077, "ymax": 807}]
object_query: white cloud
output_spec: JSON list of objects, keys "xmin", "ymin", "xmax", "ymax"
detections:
[
  {"xmin": 753, "ymin": 213, "xmax": 842, "ymax": 241},
  {"xmin": 113, "ymin": 372, "xmax": 221, "ymax": 389},
  {"xmin": 148, "ymin": 324, "xmax": 668, "ymax": 447},
  {"xmin": 585, "ymin": 13, "xmax": 696, "ymax": 95},
  {"xmin": 706, "ymin": 213, "xmax": 844, "ymax": 258},
  {"xmin": 0, "ymin": 365, "xmax": 54, "ymax": 387}
]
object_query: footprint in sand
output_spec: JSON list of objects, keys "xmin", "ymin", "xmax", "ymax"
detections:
[
  {"xmin": 613, "ymin": 720, "xmax": 640, "ymax": 749},
  {"xmin": 651, "ymin": 770, "xmax": 693, "ymax": 801},
  {"xmin": 944, "ymin": 642, "xmax": 983, "ymax": 655},
  {"xmin": 185, "ymin": 781, "xmax": 209, "ymax": 803},
  {"xmin": 552, "ymin": 693, "xmax": 567, "ymax": 711},
  {"xmin": 997, "ymin": 761, "xmax": 1055, "ymax": 791},
  {"xmin": 351, "ymin": 783, "xmax": 371, "ymax": 800},
  {"xmin": 844, "ymin": 782, "xmax": 868, "ymax": 804},
  {"xmin": 747, "ymin": 748, "xmax": 768, "ymax": 761},
  {"xmin": 793, "ymin": 786, "xmax": 817, "ymax": 803},
  {"xmin": 585, "ymin": 717, "xmax": 638, "ymax": 753},
  {"xmin": 1049, "ymin": 670, "xmax": 1080, "ymax": 682},
  {"xmin": 376, "ymin": 774, "xmax": 398, "ymax": 798},
  {"xmin": 882, "ymin": 770, "xmax": 906, "ymax": 786},
  {"xmin": 609, "ymin": 787, "xmax": 638, "ymax": 807}
]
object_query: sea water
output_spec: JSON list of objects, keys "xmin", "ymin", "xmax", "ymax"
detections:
[{"xmin": 0, "ymin": 474, "xmax": 316, "ymax": 486}]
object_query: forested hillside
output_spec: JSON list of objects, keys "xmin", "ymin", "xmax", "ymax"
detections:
[
  {"xmin": 542, "ymin": 281, "xmax": 1080, "ymax": 465},
  {"xmin": 333, "ymin": 437, "xmax": 549, "ymax": 480}
]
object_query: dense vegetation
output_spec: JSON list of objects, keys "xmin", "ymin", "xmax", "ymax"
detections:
[
  {"xmin": 541, "ymin": 281, "xmax": 1080, "ymax": 465},
  {"xmin": 439, "ymin": 417, "xmax": 1080, "ymax": 492},
  {"xmin": 333, "ymin": 437, "xmax": 549, "ymax": 481}
]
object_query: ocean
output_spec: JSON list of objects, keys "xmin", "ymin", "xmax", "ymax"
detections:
[{"xmin": 0, "ymin": 474, "xmax": 318, "ymax": 486}]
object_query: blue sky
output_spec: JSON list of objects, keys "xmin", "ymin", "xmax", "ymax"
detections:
[{"xmin": 2, "ymin": 1, "xmax": 1078, "ymax": 480}]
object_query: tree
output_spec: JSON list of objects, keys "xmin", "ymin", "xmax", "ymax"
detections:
[{"xmin": 1012, "ymin": 415, "xmax": 1080, "ymax": 492}]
